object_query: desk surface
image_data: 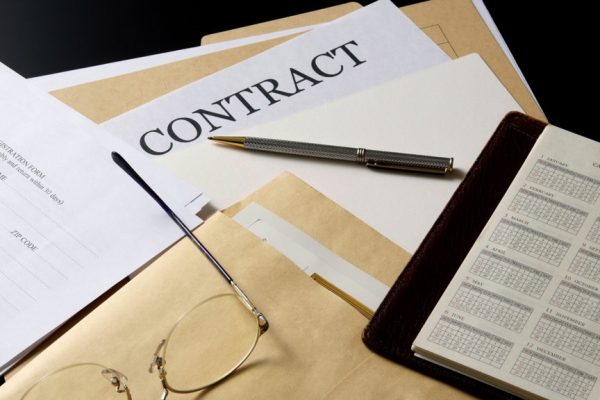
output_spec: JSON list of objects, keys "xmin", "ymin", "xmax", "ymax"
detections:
[{"xmin": 0, "ymin": 0, "xmax": 596, "ymax": 140}]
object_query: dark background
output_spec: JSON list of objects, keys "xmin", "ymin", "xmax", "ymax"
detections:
[{"xmin": 0, "ymin": 0, "xmax": 596, "ymax": 141}]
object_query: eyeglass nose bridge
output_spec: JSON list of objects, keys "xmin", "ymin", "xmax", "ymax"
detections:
[
  {"xmin": 101, "ymin": 367, "xmax": 131, "ymax": 395},
  {"xmin": 100, "ymin": 368, "xmax": 128, "ymax": 392},
  {"xmin": 149, "ymin": 340, "xmax": 171, "ymax": 399},
  {"xmin": 149, "ymin": 339, "xmax": 166, "ymax": 374}
]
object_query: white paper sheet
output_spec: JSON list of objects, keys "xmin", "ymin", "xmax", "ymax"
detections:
[
  {"xmin": 155, "ymin": 55, "xmax": 521, "ymax": 253},
  {"xmin": 234, "ymin": 203, "xmax": 389, "ymax": 312},
  {"xmin": 0, "ymin": 64, "xmax": 201, "ymax": 371},
  {"xmin": 471, "ymin": 0, "xmax": 543, "ymax": 113},
  {"xmin": 102, "ymin": 0, "xmax": 449, "ymax": 156}
]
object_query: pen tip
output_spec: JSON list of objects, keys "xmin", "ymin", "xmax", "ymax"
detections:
[{"xmin": 208, "ymin": 136, "xmax": 246, "ymax": 147}]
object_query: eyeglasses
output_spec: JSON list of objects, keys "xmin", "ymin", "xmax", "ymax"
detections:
[{"xmin": 21, "ymin": 152, "xmax": 268, "ymax": 400}]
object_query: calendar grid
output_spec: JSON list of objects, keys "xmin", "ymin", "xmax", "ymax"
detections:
[
  {"xmin": 550, "ymin": 281, "xmax": 600, "ymax": 324},
  {"xmin": 509, "ymin": 188, "xmax": 588, "ymax": 234},
  {"xmin": 511, "ymin": 348, "xmax": 597, "ymax": 400},
  {"xmin": 531, "ymin": 313, "xmax": 600, "ymax": 366},
  {"xmin": 587, "ymin": 218, "xmax": 600, "ymax": 244},
  {"xmin": 527, "ymin": 160, "xmax": 600, "ymax": 204},
  {"xmin": 428, "ymin": 316, "xmax": 513, "ymax": 368},
  {"xmin": 450, "ymin": 282, "xmax": 533, "ymax": 332},
  {"xmin": 569, "ymin": 249, "xmax": 600, "ymax": 284},
  {"xmin": 490, "ymin": 219, "xmax": 571, "ymax": 266},
  {"xmin": 470, "ymin": 250, "xmax": 553, "ymax": 298}
]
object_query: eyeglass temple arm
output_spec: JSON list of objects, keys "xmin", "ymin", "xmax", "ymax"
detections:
[{"xmin": 111, "ymin": 152, "xmax": 268, "ymax": 333}]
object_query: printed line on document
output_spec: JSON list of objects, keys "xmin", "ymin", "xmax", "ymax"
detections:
[
  {"xmin": 32, "ymin": 251, "xmax": 68, "ymax": 280},
  {"xmin": 0, "ymin": 292, "xmax": 20, "ymax": 312},
  {"xmin": 0, "ymin": 221, "xmax": 68, "ymax": 280},
  {"xmin": 0, "ymin": 199, "xmax": 84, "ymax": 270},
  {"xmin": 0, "ymin": 246, "xmax": 40, "ymax": 299},
  {"xmin": 1, "ymin": 185, "xmax": 99, "ymax": 258}
]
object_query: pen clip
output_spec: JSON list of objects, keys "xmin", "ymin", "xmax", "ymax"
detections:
[{"xmin": 365, "ymin": 158, "xmax": 452, "ymax": 175}]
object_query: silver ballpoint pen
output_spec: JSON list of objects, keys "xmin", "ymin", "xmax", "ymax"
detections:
[{"xmin": 208, "ymin": 136, "xmax": 453, "ymax": 175}]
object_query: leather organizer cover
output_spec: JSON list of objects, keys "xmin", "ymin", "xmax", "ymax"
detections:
[{"xmin": 363, "ymin": 112, "xmax": 547, "ymax": 399}]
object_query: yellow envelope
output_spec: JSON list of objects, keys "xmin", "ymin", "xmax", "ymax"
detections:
[{"xmin": 0, "ymin": 173, "xmax": 473, "ymax": 399}]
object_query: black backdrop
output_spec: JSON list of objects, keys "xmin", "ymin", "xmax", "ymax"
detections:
[{"xmin": 0, "ymin": 0, "xmax": 597, "ymax": 140}]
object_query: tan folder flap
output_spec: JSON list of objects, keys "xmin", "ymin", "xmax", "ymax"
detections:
[
  {"xmin": 50, "ymin": 36, "xmax": 288, "ymax": 124},
  {"xmin": 323, "ymin": 354, "xmax": 475, "ymax": 399},
  {"xmin": 201, "ymin": 3, "xmax": 361, "ymax": 45},
  {"xmin": 401, "ymin": 0, "xmax": 544, "ymax": 120}
]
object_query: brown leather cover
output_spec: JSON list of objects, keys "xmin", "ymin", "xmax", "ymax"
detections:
[{"xmin": 363, "ymin": 112, "xmax": 547, "ymax": 399}]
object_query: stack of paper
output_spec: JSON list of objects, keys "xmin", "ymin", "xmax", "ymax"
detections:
[{"xmin": 100, "ymin": 0, "xmax": 521, "ymax": 253}]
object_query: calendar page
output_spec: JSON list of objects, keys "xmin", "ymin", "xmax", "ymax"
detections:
[{"xmin": 413, "ymin": 125, "xmax": 600, "ymax": 400}]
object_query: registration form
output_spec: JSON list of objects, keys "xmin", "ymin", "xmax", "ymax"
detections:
[{"xmin": 0, "ymin": 64, "xmax": 202, "ymax": 371}]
